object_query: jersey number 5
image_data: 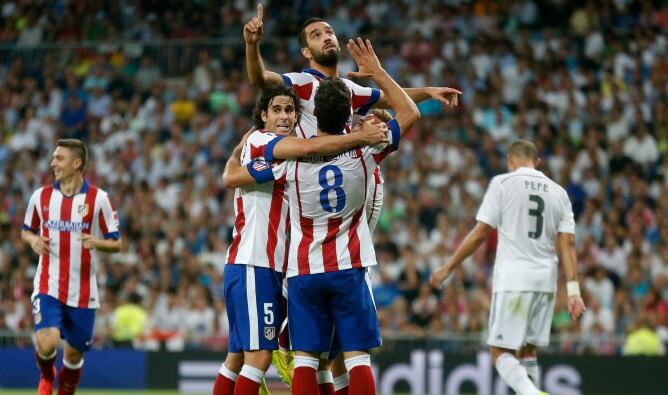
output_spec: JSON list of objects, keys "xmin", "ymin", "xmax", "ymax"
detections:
[
  {"xmin": 319, "ymin": 165, "xmax": 346, "ymax": 213},
  {"xmin": 528, "ymin": 194, "xmax": 544, "ymax": 239}
]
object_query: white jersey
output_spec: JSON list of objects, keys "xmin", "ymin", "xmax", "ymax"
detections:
[
  {"xmin": 252, "ymin": 120, "xmax": 401, "ymax": 277},
  {"xmin": 23, "ymin": 181, "xmax": 120, "ymax": 308},
  {"xmin": 476, "ymin": 167, "xmax": 575, "ymax": 292},
  {"xmin": 225, "ymin": 129, "xmax": 290, "ymax": 272}
]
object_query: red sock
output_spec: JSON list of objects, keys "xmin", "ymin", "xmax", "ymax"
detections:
[
  {"xmin": 35, "ymin": 353, "xmax": 56, "ymax": 381},
  {"xmin": 293, "ymin": 367, "xmax": 318, "ymax": 395},
  {"xmin": 319, "ymin": 383, "xmax": 335, "ymax": 395},
  {"xmin": 213, "ymin": 373, "xmax": 236, "ymax": 395},
  {"xmin": 233, "ymin": 375, "xmax": 260, "ymax": 395},
  {"xmin": 57, "ymin": 366, "xmax": 82, "ymax": 395},
  {"xmin": 348, "ymin": 366, "xmax": 375, "ymax": 395},
  {"xmin": 334, "ymin": 388, "xmax": 349, "ymax": 395}
]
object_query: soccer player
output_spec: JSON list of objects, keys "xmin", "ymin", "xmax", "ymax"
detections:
[
  {"xmin": 235, "ymin": 37, "xmax": 420, "ymax": 395},
  {"xmin": 429, "ymin": 140, "xmax": 587, "ymax": 395},
  {"xmin": 213, "ymin": 84, "xmax": 388, "ymax": 395},
  {"xmin": 244, "ymin": 7, "xmax": 460, "ymax": 392},
  {"xmin": 21, "ymin": 139, "xmax": 122, "ymax": 395}
]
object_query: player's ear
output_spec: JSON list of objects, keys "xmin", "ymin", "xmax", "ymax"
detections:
[
  {"xmin": 535, "ymin": 157, "xmax": 542, "ymax": 169},
  {"xmin": 261, "ymin": 110, "xmax": 268, "ymax": 124},
  {"xmin": 301, "ymin": 47, "xmax": 312, "ymax": 61}
]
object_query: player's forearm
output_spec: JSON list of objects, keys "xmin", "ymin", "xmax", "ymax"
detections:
[
  {"xmin": 558, "ymin": 233, "xmax": 579, "ymax": 283},
  {"xmin": 21, "ymin": 230, "xmax": 38, "ymax": 244},
  {"xmin": 302, "ymin": 133, "xmax": 366, "ymax": 156},
  {"xmin": 371, "ymin": 69, "xmax": 420, "ymax": 133},
  {"xmin": 222, "ymin": 155, "xmax": 254, "ymax": 188},
  {"xmin": 94, "ymin": 238, "xmax": 122, "ymax": 253},
  {"xmin": 448, "ymin": 224, "xmax": 489, "ymax": 271},
  {"xmin": 246, "ymin": 43, "xmax": 280, "ymax": 88}
]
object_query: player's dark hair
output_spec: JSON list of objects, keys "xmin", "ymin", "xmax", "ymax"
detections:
[
  {"xmin": 252, "ymin": 85, "xmax": 301, "ymax": 130},
  {"xmin": 314, "ymin": 78, "xmax": 351, "ymax": 134},
  {"xmin": 299, "ymin": 17, "xmax": 326, "ymax": 47},
  {"xmin": 57, "ymin": 139, "xmax": 88, "ymax": 172},
  {"xmin": 508, "ymin": 139, "xmax": 539, "ymax": 161}
]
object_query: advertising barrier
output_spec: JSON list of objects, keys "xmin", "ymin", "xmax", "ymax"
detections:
[{"xmin": 1, "ymin": 348, "xmax": 666, "ymax": 394}]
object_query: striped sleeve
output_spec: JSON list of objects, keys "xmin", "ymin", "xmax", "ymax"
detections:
[
  {"xmin": 98, "ymin": 192, "xmax": 120, "ymax": 240},
  {"xmin": 348, "ymin": 80, "xmax": 381, "ymax": 116},
  {"xmin": 22, "ymin": 189, "xmax": 41, "ymax": 233}
]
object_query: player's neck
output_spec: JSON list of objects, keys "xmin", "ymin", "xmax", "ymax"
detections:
[
  {"xmin": 59, "ymin": 175, "xmax": 84, "ymax": 196},
  {"xmin": 512, "ymin": 164, "xmax": 535, "ymax": 172},
  {"xmin": 310, "ymin": 62, "xmax": 338, "ymax": 78}
]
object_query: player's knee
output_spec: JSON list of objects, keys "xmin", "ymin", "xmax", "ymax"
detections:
[
  {"xmin": 224, "ymin": 352, "xmax": 244, "ymax": 373},
  {"xmin": 64, "ymin": 348, "xmax": 83, "ymax": 365},
  {"xmin": 244, "ymin": 350, "xmax": 272, "ymax": 372},
  {"xmin": 35, "ymin": 330, "xmax": 59, "ymax": 356},
  {"xmin": 318, "ymin": 358, "xmax": 332, "ymax": 372}
]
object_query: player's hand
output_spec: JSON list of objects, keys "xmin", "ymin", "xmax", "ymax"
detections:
[
  {"xmin": 243, "ymin": 3, "xmax": 264, "ymax": 45},
  {"xmin": 346, "ymin": 37, "xmax": 383, "ymax": 79},
  {"xmin": 79, "ymin": 234, "xmax": 98, "ymax": 250},
  {"xmin": 429, "ymin": 265, "xmax": 452, "ymax": 290},
  {"xmin": 354, "ymin": 119, "xmax": 389, "ymax": 145},
  {"xmin": 29, "ymin": 235, "xmax": 50, "ymax": 256},
  {"xmin": 567, "ymin": 295, "xmax": 586, "ymax": 321},
  {"xmin": 425, "ymin": 87, "xmax": 462, "ymax": 107}
]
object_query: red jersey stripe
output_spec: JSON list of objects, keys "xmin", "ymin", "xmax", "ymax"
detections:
[
  {"xmin": 281, "ymin": 211, "xmax": 290, "ymax": 273},
  {"xmin": 348, "ymin": 209, "xmax": 363, "ymax": 268},
  {"xmin": 78, "ymin": 186, "xmax": 98, "ymax": 307},
  {"xmin": 58, "ymin": 195, "xmax": 73, "ymax": 303},
  {"xmin": 227, "ymin": 197, "xmax": 246, "ymax": 263},
  {"xmin": 266, "ymin": 180, "xmax": 286, "ymax": 270},
  {"xmin": 297, "ymin": 216, "xmax": 314, "ymax": 275},
  {"xmin": 39, "ymin": 186, "xmax": 54, "ymax": 295},
  {"xmin": 322, "ymin": 217, "xmax": 342, "ymax": 272}
]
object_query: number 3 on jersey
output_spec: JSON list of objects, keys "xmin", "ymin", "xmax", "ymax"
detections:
[
  {"xmin": 319, "ymin": 165, "xmax": 346, "ymax": 213},
  {"xmin": 528, "ymin": 194, "xmax": 544, "ymax": 239}
]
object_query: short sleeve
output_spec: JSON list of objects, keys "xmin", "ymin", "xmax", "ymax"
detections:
[
  {"xmin": 348, "ymin": 80, "xmax": 381, "ymax": 116},
  {"xmin": 368, "ymin": 119, "xmax": 401, "ymax": 164},
  {"xmin": 245, "ymin": 131, "xmax": 285, "ymax": 163},
  {"xmin": 558, "ymin": 191, "xmax": 576, "ymax": 234},
  {"xmin": 246, "ymin": 158, "xmax": 289, "ymax": 184},
  {"xmin": 476, "ymin": 177, "xmax": 503, "ymax": 228},
  {"xmin": 22, "ymin": 190, "xmax": 41, "ymax": 233},
  {"xmin": 282, "ymin": 72, "xmax": 314, "ymax": 101},
  {"xmin": 99, "ymin": 193, "xmax": 120, "ymax": 240}
]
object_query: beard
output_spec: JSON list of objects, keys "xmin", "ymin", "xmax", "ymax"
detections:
[{"xmin": 313, "ymin": 47, "xmax": 340, "ymax": 67}]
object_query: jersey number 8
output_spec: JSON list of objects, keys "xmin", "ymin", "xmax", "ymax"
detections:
[{"xmin": 319, "ymin": 165, "xmax": 346, "ymax": 213}]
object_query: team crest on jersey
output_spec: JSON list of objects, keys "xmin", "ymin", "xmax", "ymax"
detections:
[
  {"xmin": 78, "ymin": 204, "xmax": 89, "ymax": 216},
  {"xmin": 264, "ymin": 326, "xmax": 276, "ymax": 341},
  {"xmin": 253, "ymin": 160, "xmax": 270, "ymax": 172}
]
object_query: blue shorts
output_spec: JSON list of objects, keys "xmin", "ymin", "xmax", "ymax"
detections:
[
  {"xmin": 224, "ymin": 264, "xmax": 284, "ymax": 352},
  {"xmin": 32, "ymin": 294, "xmax": 96, "ymax": 352},
  {"xmin": 288, "ymin": 268, "xmax": 381, "ymax": 353}
]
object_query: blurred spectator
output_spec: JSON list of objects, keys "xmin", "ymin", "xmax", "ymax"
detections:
[
  {"xmin": 111, "ymin": 293, "xmax": 147, "ymax": 348},
  {"xmin": 622, "ymin": 315, "xmax": 666, "ymax": 356}
]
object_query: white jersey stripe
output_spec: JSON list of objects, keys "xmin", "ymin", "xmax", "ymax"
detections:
[{"xmin": 246, "ymin": 266, "xmax": 260, "ymax": 350}]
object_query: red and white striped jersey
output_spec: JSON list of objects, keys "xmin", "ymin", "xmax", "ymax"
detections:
[
  {"xmin": 23, "ymin": 181, "xmax": 120, "ymax": 309},
  {"xmin": 261, "ymin": 120, "xmax": 401, "ymax": 277},
  {"xmin": 281, "ymin": 69, "xmax": 381, "ymax": 139},
  {"xmin": 225, "ymin": 129, "xmax": 290, "ymax": 272}
]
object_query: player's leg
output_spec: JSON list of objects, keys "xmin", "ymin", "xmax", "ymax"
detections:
[
  {"xmin": 213, "ymin": 352, "xmax": 243, "ymax": 395},
  {"xmin": 331, "ymin": 269, "xmax": 381, "ymax": 395},
  {"xmin": 517, "ymin": 344, "xmax": 540, "ymax": 388},
  {"xmin": 229, "ymin": 265, "xmax": 283, "ymax": 395},
  {"xmin": 316, "ymin": 358, "xmax": 334, "ymax": 395},
  {"xmin": 488, "ymin": 292, "xmax": 543, "ymax": 395},
  {"xmin": 32, "ymin": 295, "xmax": 63, "ymax": 395},
  {"xmin": 330, "ymin": 355, "xmax": 348, "ymax": 395},
  {"xmin": 287, "ymin": 274, "xmax": 333, "ymax": 395},
  {"xmin": 520, "ymin": 291, "xmax": 557, "ymax": 389},
  {"xmin": 215, "ymin": 265, "xmax": 245, "ymax": 395},
  {"xmin": 57, "ymin": 304, "xmax": 95, "ymax": 395}
]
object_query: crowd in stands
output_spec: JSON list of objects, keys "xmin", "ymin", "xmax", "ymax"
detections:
[{"xmin": 1, "ymin": 0, "xmax": 668, "ymax": 356}]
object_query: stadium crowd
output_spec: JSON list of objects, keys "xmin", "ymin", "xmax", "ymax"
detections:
[{"xmin": 1, "ymin": 0, "xmax": 668, "ymax": 356}]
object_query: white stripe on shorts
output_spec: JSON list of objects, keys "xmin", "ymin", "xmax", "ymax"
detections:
[
  {"xmin": 365, "ymin": 270, "xmax": 376, "ymax": 311},
  {"xmin": 246, "ymin": 266, "xmax": 259, "ymax": 349}
]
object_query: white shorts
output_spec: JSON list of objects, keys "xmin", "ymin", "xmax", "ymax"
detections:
[
  {"xmin": 366, "ymin": 182, "xmax": 384, "ymax": 235},
  {"xmin": 487, "ymin": 291, "xmax": 555, "ymax": 349}
]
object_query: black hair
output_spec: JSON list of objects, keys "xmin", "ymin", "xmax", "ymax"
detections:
[
  {"xmin": 508, "ymin": 139, "xmax": 540, "ymax": 161},
  {"xmin": 57, "ymin": 139, "xmax": 88, "ymax": 172},
  {"xmin": 314, "ymin": 78, "xmax": 351, "ymax": 134}
]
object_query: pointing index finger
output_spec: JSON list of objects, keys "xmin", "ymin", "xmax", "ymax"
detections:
[{"xmin": 258, "ymin": 3, "xmax": 263, "ymax": 21}]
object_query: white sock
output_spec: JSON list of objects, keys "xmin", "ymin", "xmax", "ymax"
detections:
[
  {"xmin": 495, "ymin": 353, "xmax": 540, "ymax": 395},
  {"xmin": 63, "ymin": 358, "xmax": 84, "ymax": 370},
  {"xmin": 344, "ymin": 354, "xmax": 371, "ymax": 371},
  {"xmin": 317, "ymin": 370, "xmax": 334, "ymax": 384},
  {"xmin": 333, "ymin": 373, "xmax": 350, "ymax": 391},
  {"xmin": 219, "ymin": 364, "xmax": 238, "ymax": 382},
  {"xmin": 38, "ymin": 350, "xmax": 57, "ymax": 360},
  {"xmin": 294, "ymin": 355, "xmax": 320, "ymax": 370},
  {"xmin": 521, "ymin": 357, "xmax": 540, "ymax": 387},
  {"xmin": 239, "ymin": 364, "xmax": 265, "ymax": 384}
]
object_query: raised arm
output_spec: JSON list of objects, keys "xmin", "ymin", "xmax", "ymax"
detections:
[
  {"xmin": 244, "ymin": 3, "xmax": 284, "ymax": 88},
  {"xmin": 347, "ymin": 38, "xmax": 420, "ymax": 135},
  {"xmin": 429, "ymin": 221, "xmax": 493, "ymax": 289},
  {"xmin": 557, "ymin": 232, "xmax": 586, "ymax": 321},
  {"xmin": 374, "ymin": 87, "xmax": 462, "ymax": 109}
]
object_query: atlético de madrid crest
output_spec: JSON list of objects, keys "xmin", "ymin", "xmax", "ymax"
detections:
[
  {"xmin": 264, "ymin": 326, "xmax": 275, "ymax": 341},
  {"xmin": 78, "ymin": 204, "xmax": 89, "ymax": 217}
]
